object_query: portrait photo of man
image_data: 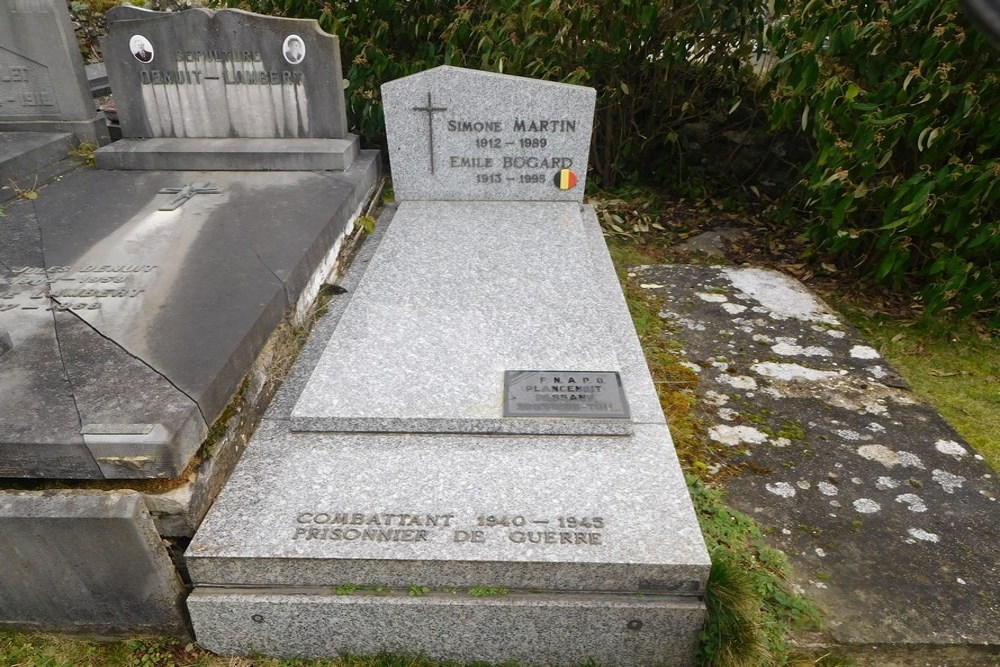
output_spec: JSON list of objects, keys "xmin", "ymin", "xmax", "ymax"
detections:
[
  {"xmin": 130, "ymin": 35, "xmax": 154, "ymax": 63},
  {"xmin": 283, "ymin": 35, "xmax": 305, "ymax": 64}
]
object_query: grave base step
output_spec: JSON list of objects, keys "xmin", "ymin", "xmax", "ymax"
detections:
[
  {"xmin": 94, "ymin": 135, "xmax": 360, "ymax": 171},
  {"xmin": 188, "ymin": 587, "xmax": 704, "ymax": 666},
  {"xmin": 0, "ymin": 131, "xmax": 75, "ymax": 186}
]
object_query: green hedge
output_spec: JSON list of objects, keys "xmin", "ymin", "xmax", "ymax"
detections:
[
  {"xmin": 217, "ymin": 0, "xmax": 765, "ymax": 188},
  {"xmin": 768, "ymin": 0, "xmax": 1000, "ymax": 322}
]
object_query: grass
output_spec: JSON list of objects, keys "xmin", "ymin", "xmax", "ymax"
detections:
[
  {"xmin": 0, "ymin": 635, "xmax": 503, "ymax": 667},
  {"xmin": 836, "ymin": 305, "xmax": 1000, "ymax": 472}
]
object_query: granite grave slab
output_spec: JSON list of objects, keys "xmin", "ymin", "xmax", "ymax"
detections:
[
  {"xmin": 187, "ymin": 67, "xmax": 709, "ymax": 664},
  {"xmin": 290, "ymin": 201, "xmax": 656, "ymax": 436},
  {"xmin": 95, "ymin": 7, "xmax": 356, "ymax": 170}
]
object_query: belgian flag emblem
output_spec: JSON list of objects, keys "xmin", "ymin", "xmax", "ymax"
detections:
[{"xmin": 554, "ymin": 169, "xmax": 578, "ymax": 190}]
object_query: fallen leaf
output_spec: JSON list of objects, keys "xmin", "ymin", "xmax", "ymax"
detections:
[{"xmin": 928, "ymin": 369, "xmax": 959, "ymax": 377}]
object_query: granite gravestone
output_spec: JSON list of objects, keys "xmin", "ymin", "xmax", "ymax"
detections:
[
  {"xmin": 382, "ymin": 66, "xmax": 593, "ymax": 201},
  {"xmin": 94, "ymin": 7, "xmax": 357, "ymax": 170},
  {"xmin": 187, "ymin": 67, "xmax": 709, "ymax": 666},
  {"xmin": 0, "ymin": 8, "xmax": 380, "ymax": 636}
]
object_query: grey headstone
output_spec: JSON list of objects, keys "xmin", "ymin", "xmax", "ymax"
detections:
[
  {"xmin": 0, "ymin": 0, "xmax": 108, "ymax": 145},
  {"xmin": 382, "ymin": 66, "xmax": 595, "ymax": 201},
  {"xmin": 101, "ymin": 7, "xmax": 348, "ymax": 140},
  {"xmin": 0, "ymin": 491, "xmax": 186, "ymax": 635}
]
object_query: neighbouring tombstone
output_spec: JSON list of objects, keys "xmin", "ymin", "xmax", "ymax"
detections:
[
  {"xmin": 186, "ymin": 67, "xmax": 709, "ymax": 666},
  {"xmin": 0, "ymin": 0, "xmax": 109, "ymax": 189},
  {"xmin": 0, "ymin": 0, "xmax": 107, "ymax": 144},
  {"xmin": 94, "ymin": 6, "xmax": 357, "ymax": 170},
  {"xmin": 0, "ymin": 7, "xmax": 380, "ymax": 635}
]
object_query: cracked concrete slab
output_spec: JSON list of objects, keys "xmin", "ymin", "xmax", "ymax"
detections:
[
  {"xmin": 0, "ymin": 154, "xmax": 380, "ymax": 479},
  {"xmin": 632, "ymin": 264, "xmax": 1000, "ymax": 661}
]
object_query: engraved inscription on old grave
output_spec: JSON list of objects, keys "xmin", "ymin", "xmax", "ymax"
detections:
[
  {"xmin": 0, "ymin": 48, "xmax": 58, "ymax": 116},
  {"xmin": 503, "ymin": 371, "xmax": 630, "ymax": 419},
  {"xmin": 291, "ymin": 510, "xmax": 606, "ymax": 547},
  {"xmin": 382, "ymin": 67, "xmax": 595, "ymax": 201},
  {"xmin": 1, "ymin": 265, "xmax": 156, "ymax": 312}
]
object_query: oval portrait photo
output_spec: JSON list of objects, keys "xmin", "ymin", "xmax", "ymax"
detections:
[
  {"xmin": 130, "ymin": 34, "xmax": 154, "ymax": 63},
  {"xmin": 283, "ymin": 34, "xmax": 305, "ymax": 64}
]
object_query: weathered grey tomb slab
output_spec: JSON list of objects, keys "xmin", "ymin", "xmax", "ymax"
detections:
[
  {"xmin": 187, "ymin": 67, "xmax": 710, "ymax": 666},
  {"xmin": 0, "ymin": 163, "xmax": 378, "ymax": 480},
  {"xmin": 0, "ymin": 491, "xmax": 186, "ymax": 635},
  {"xmin": 95, "ymin": 6, "xmax": 357, "ymax": 170}
]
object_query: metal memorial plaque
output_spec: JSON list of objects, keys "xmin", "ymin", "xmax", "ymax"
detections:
[{"xmin": 503, "ymin": 371, "xmax": 630, "ymax": 419}]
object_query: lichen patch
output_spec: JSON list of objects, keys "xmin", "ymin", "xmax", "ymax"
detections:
[
  {"xmin": 766, "ymin": 481, "xmax": 797, "ymax": 498},
  {"xmin": 907, "ymin": 528, "xmax": 940, "ymax": 543},
  {"xmin": 850, "ymin": 345, "xmax": 880, "ymax": 359},
  {"xmin": 857, "ymin": 444, "xmax": 900, "ymax": 467},
  {"xmin": 853, "ymin": 498, "xmax": 881, "ymax": 513},
  {"xmin": 751, "ymin": 362, "xmax": 842, "ymax": 382},
  {"xmin": 720, "ymin": 374, "xmax": 758, "ymax": 390},
  {"xmin": 709, "ymin": 424, "xmax": 769, "ymax": 446},
  {"xmin": 935, "ymin": 440, "xmax": 969, "ymax": 460},
  {"xmin": 895, "ymin": 494, "xmax": 928, "ymax": 512},
  {"xmin": 772, "ymin": 342, "xmax": 833, "ymax": 357},
  {"xmin": 722, "ymin": 267, "xmax": 840, "ymax": 325},
  {"xmin": 721, "ymin": 302, "xmax": 747, "ymax": 314},
  {"xmin": 931, "ymin": 469, "xmax": 966, "ymax": 494},
  {"xmin": 818, "ymin": 481, "xmax": 839, "ymax": 496},
  {"xmin": 876, "ymin": 476, "xmax": 900, "ymax": 490}
]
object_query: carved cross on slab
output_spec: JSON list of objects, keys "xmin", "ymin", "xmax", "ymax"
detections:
[
  {"xmin": 157, "ymin": 182, "xmax": 221, "ymax": 211},
  {"xmin": 412, "ymin": 92, "xmax": 447, "ymax": 174}
]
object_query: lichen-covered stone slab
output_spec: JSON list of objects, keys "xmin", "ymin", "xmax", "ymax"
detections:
[{"xmin": 634, "ymin": 264, "xmax": 1000, "ymax": 654}]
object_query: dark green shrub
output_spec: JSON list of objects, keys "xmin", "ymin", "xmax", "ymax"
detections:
[
  {"xmin": 216, "ymin": 0, "xmax": 766, "ymax": 187},
  {"xmin": 69, "ymin": 0, "xmax": 121, "ymax": 62},
  {"xmin": 768, "ymin": 0, "xmax": 1000, "ymax": 322}
]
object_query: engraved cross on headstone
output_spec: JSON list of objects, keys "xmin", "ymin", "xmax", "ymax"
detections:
[
  {"xmin": 157, "ymin": 182, "xmax": 221, "ymax": 211},
  {"xmin": 412, "ymin": 92, "xmax": 447, "ymax": 174}
]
